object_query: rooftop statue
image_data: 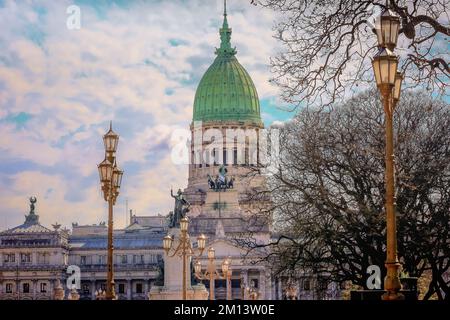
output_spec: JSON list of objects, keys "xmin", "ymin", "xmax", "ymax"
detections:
[
  {"xmin": 169, "ymin": 188, "xmax": 190, "ymax": 228},
  {"xmin": 24, "ymin": 196, "xmax": 39, "ymax": 225},
  {"xmin": 207, "ymin": 165, "xmax": 234, "ymax": 191},
  {"xmin": 29, "ymin": 196, "xmax": 37, "ymax": 214}
]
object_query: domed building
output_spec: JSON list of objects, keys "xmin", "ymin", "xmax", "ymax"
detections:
[
  {"xmin": 182, "ymin": 3, "xmax": 274, "ymax": 300},
  {"xmin": 185, "ymin": 3, "xmax": 266, "ymax": 210}
]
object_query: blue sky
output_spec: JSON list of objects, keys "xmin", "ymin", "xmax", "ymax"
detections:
[{"xmin": 0, "ymin": 0, "xmax": 292, "ymax": 229}]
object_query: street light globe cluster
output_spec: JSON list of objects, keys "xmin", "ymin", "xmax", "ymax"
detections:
[
  {"xmin": 194, "ymin": 248, "xmax": 233, "ymax": 301},
  {"xmin": 163, "ymin": 217, "xmax": 208, "ymax": 300},
  {"xmin": 371, "ymin": 4, "xmax": 404, "ymax": 301},
  {"xmin": 162, "ymin": 217, "xmax": 207, "ymax": 254}
]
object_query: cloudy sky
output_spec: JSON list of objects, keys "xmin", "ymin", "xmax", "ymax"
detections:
[{"xmin": 0, "ymin": 0, "xmax": 292, "ymax": 230}]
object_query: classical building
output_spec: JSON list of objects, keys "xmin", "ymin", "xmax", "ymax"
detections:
[
  {"xmin": 0, "ymin": 200, "xmax": 166, "ymax": 300},
  {"xmin": 0, "ymin": 4, "xmax": 317, "ymax": 301},
  {"xmin": 0, "ymin": 198, "xmax": 69, "ymax": 300}
]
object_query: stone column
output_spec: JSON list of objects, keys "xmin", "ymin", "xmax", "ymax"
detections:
[
  {"xmin": 16, "ymin": 279, "xmax": 20, "ymax": 299},
  {"xmin": 259, "ymin": 269, "xmax": 266, "ymax": 300},
  {"xmin": 240, "ymin": 269, "xmax": 248, "ymax": 300},
  {"xmin": 264, "ymin": 270, "xmax": 272, "ymax": 300},
  {"xmin": 49, "ymin": 278, "xmax": 54, "ymax": 299},
  {"xmin": 271, "ymin": 277, "xmax": 276, "ymax": 300},
  {"xmin": 144, "ymin": 279, "xmax": 149, "ymax": 297},
  {"xmin": 91, "ymin": 280, "xmax": 96, "ymax": 300},
  {"xmin": 277, "ymin": 277, "xmax": 282, "ymax": 300},
  {"xmin": 32, "ymin": 279, "xmax": 37, "ymax": 300},
  {"xmin": 126, "ymin": 279, "xmax": 132, "ymax": 300}
]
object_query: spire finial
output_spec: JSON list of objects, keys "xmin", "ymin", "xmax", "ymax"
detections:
[
  {"xmin": 216, "ymin": 0, "xmax": 236, "ymax": 56},
  {"xmin": 109, "ymin": 120, "xmax": 112, "ymax": 131}
]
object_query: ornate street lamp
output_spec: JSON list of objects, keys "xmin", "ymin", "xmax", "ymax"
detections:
[
  {"xmin": 95, "ymin": 290, "xmax": 107, "ymax": 300},
  {"xmin": 103, "ymin": 122, "xmax": 119, "ymax": 162},
  {"xmin": 163, "ymin": 217, "xmax": 207, "ymax": 300},
  {"xmin": 374, "ymin": 7, "xmax": 401, "ymax": 51},
  {"xmin": 194, "ymin": 249, "xmax": 232, "ymax": 300},
  {"xmin": 372, "ymin": 47, "xmax": 398, "ymax": 97},
  {"xmin": 97, "ymin": 122, "xmax": 124, "ymax": 300},
  {"xmin": 246, "ymin": 281, "xmax": 259, "ymax": 300},
  {"xmin": 372, "ymin": 4, "xmax": 404, "ymax": 301}
]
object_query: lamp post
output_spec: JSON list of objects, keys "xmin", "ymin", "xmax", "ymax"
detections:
[
  {"xmin": 97, "ymin": 122, "xmax": 124, "ymax": 300},
  {"xmin": 95, "ymin": 289, "xmax": 107, "ymax": 300},
  {"xmin": 163, "ymin": 217, "xmax": 207, "ymax": 300},
  {"xmin": 372, "ymin": 5, "xmax": 404, "ymax": 301},
  {"xmin": 194, "ymin": 249, "xmax": 232, "ymax": 300},
  {"xmin": 240, "ymin": 275, "xmax": 246, "ymax": 300},
  {"xmin": 246, "ymin": 280, "xmax": 259, "ymax": 300}
]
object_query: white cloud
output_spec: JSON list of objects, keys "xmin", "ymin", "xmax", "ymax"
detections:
[{"xmin": 0, "ymin": 0, "xmax": 283, "ymax": 229}]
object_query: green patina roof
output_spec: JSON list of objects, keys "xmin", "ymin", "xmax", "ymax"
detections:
[{"xmin": 193, "ymin": 2, "xmax": 262, "ymax": 125}]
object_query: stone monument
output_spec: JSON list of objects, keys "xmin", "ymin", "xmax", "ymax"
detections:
[{"xmin": 148, "ymin": 189, "xmax": 208, "ymax": 300}]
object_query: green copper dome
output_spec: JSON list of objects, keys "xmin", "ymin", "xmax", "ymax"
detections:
[{"xmin": 193, "ymin": 4, "xmax": 262, "ymax": 125}]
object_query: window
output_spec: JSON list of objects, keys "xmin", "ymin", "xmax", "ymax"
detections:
[
  {"xmin": 303, "ymin": 279, "xmax": 311, "ymax": 291},
  {"xmin": 23, "ymin": 283, "xmax": 30, "ymax": 293},
  {"xmin": 118, "ymin": 284, "xmax": 125, "ymax": 294},
  {"xmin": 80, "ymin": 256, "xmax": 86, "ymax": 265},
  {"xmin": 251, "ymin": 279, "xmax": 259, "ymax": 289},
  {"xmin": 40, "ymin": 283, "xmax": 47, "ymax": 293},
  {"xmin": 318, "ymin": 279, "xmax": 328, "ymax": 290},
  {"xmin": 149, "ymin": 254, "xmax": 158, "ymax": 264},
  {"xmin": 213, "ymin": 148, "xmax": 218, "ymax": 166},
  {"xmin": 223, "ymin": 149, "xmax": 228, "ymax": 166},
  {"xmin": 136, "ymin": 283, "xmax": 143, "ymax": 294},
  {"xmin": 6, "ymin": 283, "xmax": 13, "ymax": 293},
  {"xmin": 99, "ymin": 255, "xmax": 106, "ymax": 265},
  {"xmin": 20, "ymin": 253, "xmax": 31, "ymax": 264},
  {"xmin": 121, "ymin": 255, "xmax": 127, "ymax": 264},
  {"xmin": 82, "ymin": 284, "xmax": 90, "ymax": 295},
  {"xmin": 205, "ymin": 150, "xmax": 210, "ymax": 167},
  {"xmin": 100, "ymin": 283, "xmax": 106, "ymax": 291},
  {"xmin": 233, "ymin": 148, "xmax": 238, "ymax": 165},
  {"xmin": 231, "ymin": 279, "xmax": 241, "ymax": 288},
  {"xmin": 197, "ymin": 150, "xmax": 202, "ymax": 168},
  {"xmin": 215, "ymin": 279, "xmax": 226, "ymax": 288},
  {"xmin": 133, "ymin": 255, "xmax": 144, "ymax": 264},
  {"xmin": 4, "ymin": 253, "xmax": 15, "ymax": 263},
  {"xmin": 38, "ymin": 253, "xmax": 49, "ymax": 265}
]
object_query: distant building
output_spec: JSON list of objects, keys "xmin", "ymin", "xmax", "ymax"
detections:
[
  {"xmin": 0, "ymin": 198, "xmax": 167, "ymax": 300},
  {"xmin": 0, "ymin": 199, "xmax": 69, "ymax": 300}
]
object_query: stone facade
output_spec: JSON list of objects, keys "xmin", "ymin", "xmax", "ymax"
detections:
[{"xmin": 0, "ymin": 208, "xmax": 166, "ymax": 300}]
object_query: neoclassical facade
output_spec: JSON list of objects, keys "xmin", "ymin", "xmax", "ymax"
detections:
[
  {"xmin": 0, "ymin": 199, "xmax": 69, "ymax": 300},
  {"xmin": 0, "ymin": 202, "xmax": 166, "ymax": 300},
  {"xmin": 0, "ymin": 5, "xmax": 326, "ymax": 301}
]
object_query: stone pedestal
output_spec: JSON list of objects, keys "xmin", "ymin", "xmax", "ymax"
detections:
[
  {"xmin": 149, "ymin": 284, "xmax": 209, "ymax": 300},
  {"xmin": 53, "ymin": 280, "xmax": 65, "ymax": 300},
  {"xmin": 149, "ymin": 228, "xmax": 208, "ymax": 300}
]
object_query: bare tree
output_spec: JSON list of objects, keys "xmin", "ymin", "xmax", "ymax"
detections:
[
  {"xmin": 251, "ymin": 0, "xmax": 449, "ymax": 107},
  {"xmin": 240, "ymin": 90, "xmax": 450, "ymax": 299}
]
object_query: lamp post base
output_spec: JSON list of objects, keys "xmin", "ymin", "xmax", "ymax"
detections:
[
  {"xmin": 382, "ymin": 262, "xmax": 404, "ymax": 301},
  {"xmin": 381, "ymin": 291, "xmax": 405, "ymax": 301}
]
